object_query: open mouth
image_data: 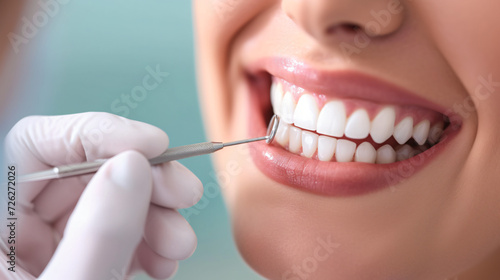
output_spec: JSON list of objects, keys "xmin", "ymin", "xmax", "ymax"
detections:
[{"xmin": 245, "ymin": 58, "xmax": 461, "ymax": 196}]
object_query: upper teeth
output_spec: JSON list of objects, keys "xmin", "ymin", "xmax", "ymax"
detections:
[{"xmin": 270, "ymin": 78, "xmax": 445, "ymax": 163}]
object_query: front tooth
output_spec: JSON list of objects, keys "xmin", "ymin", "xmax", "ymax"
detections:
[
  {"xmin": 289, "ymin": 126, "xmax": 302, "ymax": 154},
  {"xmin": 318, "ymin": 136, "xmax": 336, "ymax": 161},
  {"xmin": 355, "ymin": 142, "xmax": 377, "ymax": 163},
  {"xmin": 370, "ymin": 107, "xmax": 396, "ymax": 144},
  {"xmin": 302, "ymin": 131, "xmax": 318, "ymax": 158},
  {"xmin": 376, "ymin": 144, "xmax": 396, "ymax": 164},
  {"xmin": 393, "ymin": 117, "xmax": 413, "ymax": 144},
  {"xmin": 281, "ymin": 92, "xmax": 296, "ymax": 124},
  {"xmin": 293, "ymin": 94, "xmax": 319, "ymax": 131},
  {"xmin": 413, "ymin": 120, "xmax": 430, "ymax": 145},
  {"xmin": 271, "ymin": 81, "xmax": 284, "ymax": 116},
  {"xmin": 316, "ymin": 101, "xmax": 346, "ymax": 137},
  {"xmin": 428, "ymin": 122, "xmax": 444, "ymax": 145},
  {"xmin": 275, "ymin": 122, "xmax": 290, "ymax": 147},
  {"xmin": 345, "ymin": 109, "xmax": 370, "ymax": 139},
  {"xmin": 335, "ymin": 139, "xmax": 356, "ymax": 162},
  {"xmin": 396, "ymin": 145, "xmax": 413, "ymax": 161}
]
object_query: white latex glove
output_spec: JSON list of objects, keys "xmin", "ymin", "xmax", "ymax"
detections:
[{"xmin": 1, "ymin": 112, "xmax": 203, "ymax": 280}]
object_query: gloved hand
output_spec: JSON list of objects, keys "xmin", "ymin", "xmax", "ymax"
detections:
[{"xmin": 1, "ymin": 112, "xmax": 203, "ymax": 280}]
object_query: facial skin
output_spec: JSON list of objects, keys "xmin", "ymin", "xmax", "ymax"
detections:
[{"xmin": 193, "ymin": 1, "xmax": 500, "ymax": 279}]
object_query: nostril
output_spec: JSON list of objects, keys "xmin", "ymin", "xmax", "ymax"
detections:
[
  {"xmin": 342, "ymin": 23, "xmax": 362, "ymax": 33},
  {"xmin": 326, "ymin": 23, "xmax": 362, "ymax": 35}
]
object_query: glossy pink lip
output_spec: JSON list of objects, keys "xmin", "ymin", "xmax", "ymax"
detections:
[{"xmin": 246, "ymin": 57, "xmax": 462, "ymax": 196}]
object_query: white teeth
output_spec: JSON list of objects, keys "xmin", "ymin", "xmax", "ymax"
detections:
[
  {"xmin": 316, "ymin": 101, "xmax": 346, "ymax": 137},
  {"xmin": 393, "ymin": 117, "xmax": 413, "ymax": 145},
  {"xmin": 355, "ymin": 142, "xmax": 377, "ymax": 163},
  {"xmin": 271, "ymin": 82, "xmax": 283, "ymax": 116},
  {"xmin": 275, "ymin": 121, "xmax": 290, "ymax": 147},
  {"xmin": 293, "ymin": 94, "xmax": 319, "ymax": 131},
  {"xmin": 413, "ymin": 120, "xmax": 430, "ymax": 145},
  {"xmin": 281, "ymin": 92, "xmax": 296, "ymax": 124},
  {"xmin": 376, "ymin": 144, "xmax": 397, "ymax": 164},
  {"xmin": 271, "ymin": 81, "xmax": 283, "ymax": 116},
  {"xmin": 269, "ymin": 80, "xmax": 443, "ymax": 164},
  {"xmin": 428, "ymin": 122, "xmax": 444, "ymax": 145},
  {"xmin": 396, "ymin": 145, "xmax": 413, "ymax": 161},
  {"xmin": 335, "ymin": 139, "xmax": 356, "ymax": 162},
  {"xmin": 345, "ymin": 109, "xmax": 371, "ymax": 139},
  {"xmin": 302, "ymin": 131, "xmax": 318, "ymax": 158},
  {"xmin": 317, "ymin": 136, "xmax": 336, "ymax": 162},
  {"xmin": 289, "ymin": 126, "xmax": 302, "ymax": 154},
  {"xmin": 370, "ymin": 107, "xmax": 396, "ymax": 144}
]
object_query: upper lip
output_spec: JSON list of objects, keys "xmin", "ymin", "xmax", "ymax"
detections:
[{"xmin": 247, "ymin": 56, "xmax": 453, "ymax": 118}]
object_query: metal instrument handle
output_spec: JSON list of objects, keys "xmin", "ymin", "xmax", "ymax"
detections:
[
  {"xmin": 148, "ymin": 142, "xmax": 224, "ymax": 165},
  {"xmin": 43, "ymin": 142, "xmax": 224, "ymax": 179}
]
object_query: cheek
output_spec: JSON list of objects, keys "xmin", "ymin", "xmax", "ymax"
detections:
[
  {"xmin": 412, "ymin": 0, "xmax": 500, "ymax": 257},
  {"xmin": 412, "ymin": 1, "xmax": 500, "ymax": 129},
  {"xmin": 194, "ymin": 0, "xmax": 276, "ymax": 140},
  {"xmin": 211, "ymin": 146, "xmax": 253, "ymax": 211},
  {"xmin": 412, "ymin": 0, "xmax": 500, "ymax": 72}
]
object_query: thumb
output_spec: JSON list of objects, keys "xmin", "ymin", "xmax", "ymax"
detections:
[{"xmin": 39, "ymin": 151, "xmax": 153, "ymax": 280}]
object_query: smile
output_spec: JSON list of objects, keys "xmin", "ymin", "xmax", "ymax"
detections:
[
  {"xmin": 246, "ymin": 58, "xmax": 462, "ymax": 196},
  {"xmin": 271, "ymin": 77, "xmax": 445, "ymax": 164}
]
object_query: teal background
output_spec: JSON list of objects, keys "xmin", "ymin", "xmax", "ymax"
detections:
[{"xmin": 2, "ymin": 1, "xmax": 263, "ymax": 279}]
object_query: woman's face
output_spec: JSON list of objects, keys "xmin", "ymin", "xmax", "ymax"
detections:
[{"xmin": 193, "ymin": 1, "xmax": 500, "ymax": 279}]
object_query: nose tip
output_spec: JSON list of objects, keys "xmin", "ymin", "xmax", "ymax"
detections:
[{"xmin": 282, "ymin": 0, "xmax": 405, "ymax": 43}]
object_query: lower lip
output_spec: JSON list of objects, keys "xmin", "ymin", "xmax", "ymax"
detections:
[{"xmin": 247, "ymin": 91, "xmax": 460, "ymax": 197}]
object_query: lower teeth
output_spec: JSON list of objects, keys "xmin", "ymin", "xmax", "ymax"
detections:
[{"xmin": 274, "ymin": 122, "xmax": 440, "ymax": 164}]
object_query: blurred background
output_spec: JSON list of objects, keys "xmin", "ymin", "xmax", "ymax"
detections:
[{"xmin": 0, "ymin": 1, "xmax": 263, "ymax": 279}]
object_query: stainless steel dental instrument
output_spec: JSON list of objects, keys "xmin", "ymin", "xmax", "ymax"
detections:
[{"xmin": 17, "ymin": 115, "xmax": 280, "ymax": 183}]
